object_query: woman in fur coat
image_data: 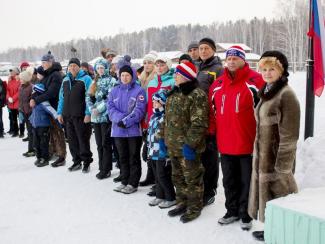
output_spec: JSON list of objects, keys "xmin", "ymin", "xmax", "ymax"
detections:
[{"xmin": 248, "ymin": 51, "xmax": 300, "ymax": 241}]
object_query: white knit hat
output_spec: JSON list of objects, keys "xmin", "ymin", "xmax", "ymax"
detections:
[
  {"xmin": 155, "ymin": 55, "xmax": 172, "ymax": 69},
  {"xmin": 143, "ymin": 51, "xmax": 158, "ymax": 63}
]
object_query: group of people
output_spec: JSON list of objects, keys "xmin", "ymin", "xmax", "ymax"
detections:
[{"xmin": 0, "ymin": 37, "xmax": 301, "ymax": 241}]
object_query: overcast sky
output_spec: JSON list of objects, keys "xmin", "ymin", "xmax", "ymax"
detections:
[{"xmin": 0, "ymin": 0, "xmax": 279, "ymax": 52}]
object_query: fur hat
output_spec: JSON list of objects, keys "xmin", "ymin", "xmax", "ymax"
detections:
[
  {"xmin": 143, "ymin": 51, "xmax": 158, "ymax": 63},
  {"xmin": 259, "ymin": 50, "xmax": 289, "ymax": 77},
  {"xmin": 226, "ymin": 45, "xmax": 246, "ymax": 61},
  {"xmin": 19, "ymin": 71, "xmax": 32, "ymax": 82},
  {"xmin": 199, "ymin": 38, "xmax": 216, "ymax": 52},
  {"xmin": 155, "ymin": 55, "xmax": 172, "ymax": 69},
  {"xmin": 175, "ymin": 61, "xmax": 197, "ymax": 81},
  {"xmin": 105, "ymin": 50, "xmax": 117, "ymax": 58}
]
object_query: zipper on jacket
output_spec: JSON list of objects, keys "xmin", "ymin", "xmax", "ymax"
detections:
[
  {"xmin": 235, "ymin": 93, "xmax": 240, "ymax": 113},
  {"xmin": 221, "ymin": 94, "xmax": 226, "ymax": 115}
]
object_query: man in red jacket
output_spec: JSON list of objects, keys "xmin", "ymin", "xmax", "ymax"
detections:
[{"xmin": 208, "ymin": 46, "xmax": 264, "ymax": 230}]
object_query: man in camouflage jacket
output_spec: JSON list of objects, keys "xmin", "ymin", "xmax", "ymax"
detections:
[{"xmin": 164, "ymin": 61, "xmax": 209, "ymax": 223}]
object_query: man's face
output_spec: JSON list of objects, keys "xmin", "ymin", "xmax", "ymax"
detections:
[
  {"xmin": 69, "ymin": 63, "xmax": 80, "ymax": 77},
  {"xmin": 199, "ymin": 44, "xmax": 215, "ymax": 61},
  {"xmin": 226, "ymin": 56, "xmax": 245, "ymax": 72},
  {"xmin": 188, "ymin": 47, "xmax": 199, "ymax": 60},
  {"xmin": 42, "ymin": 61, "xmax": 52, "ymax": 71}
]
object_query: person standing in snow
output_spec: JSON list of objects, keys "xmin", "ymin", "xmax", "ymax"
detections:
[
  {"xmin": 197, "ymin": 37, "xmax": 224, "ymax": 206},
  {"xmin": 0, "ymin": 78, "xmax": 7, "ymax": 138},
  {"xmin": 18, "ymin": 71, "xmax": 34, "ymax": 157},
  {"xmin": 248, "ymin": 51, "xmax": 300, "ymax": 242},
  {"xmin": 209, "ymin": 46, "xmax": 265, "ymax": 230},
  {"xmin": 107, "ymin": 64, "xmax": 146, "ymax": 194},
  {"xmin": 147, "ymin": 89, "xmax": 176, "ymax": 209},
  {"xmin": 165, "ymin": 61, "xmax": 208, "ymax": 223},
  {"xmin": 6, "ymin": 67, "xmax": 20, "ymax": 137},
  {"xmin": 86, "ymin": 58, "xmax": 118, "ymax": 179},
  {"xmin": 57, "ymin": 58, "xmax": 93, "ymax": 173}
]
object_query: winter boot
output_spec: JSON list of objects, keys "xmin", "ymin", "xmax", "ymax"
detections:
[
  {"xmin": 82, "ymin": 162, "xmax": 90, "ymax": 173},
  {"xmin": 148, "ymin": 198, "xmax": 164, "ymax": 207},
  {"xmin": 159, "ymin": 200, "xmax": 177, "ymax": 209},
  {"xmin": 121, "ymin": 185, "xmax": 137, "ymax": 194},
  {"xmin": 180, "ymin": 211, "xmax": 201, "ymax": 223},
  {"xmin": 113, "ymin": 174, "xmax": 122, "ymax": 183},
  {"xmin": 68, "ymin": 162, "xmax": 82, "ymax": 172},
  {"xmin": 36, "ymin": 158, "xmax": 49, "ymax": 167},
  {"xmin": 22, "ymin": 151, "xmax": 36, "ymax": 157},
  {"xmin": 34, "ymin": 158, "xmax": 41, "ymax": 166},
  {"xmin": 240, "ymin": 217, "xmax": 253, "ymax": 231},
  {"xmin": 218, "ymin": 212, "xmax": 239, "ymax": 225},
  {"xmin": 252, "ymin": 231, "xmax": 264, "ymax": 241},
  {"xmin": 51, "ymin": 157, "xmax": 66, "ymax": 167},
  {"xmin": 96, "ymin": 171, "xmax": 111, "ymax": 180},
  {"xmin": 114, "ymin": 184, "xmax": 126, "ymax": 192},
  {"xmin": 168, "ymin": 205, "xmax": 187, "ymax": 217}
]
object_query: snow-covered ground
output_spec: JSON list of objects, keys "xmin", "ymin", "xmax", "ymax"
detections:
[{"xmin": 0, "ymin": 72, "xmax": 324, "ymax": 244}]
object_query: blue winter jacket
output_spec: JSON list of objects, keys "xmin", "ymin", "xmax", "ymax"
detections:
[
  {"xmin": 30, "ymin": 101, "xmax": 59, "ymax": 128},
  {"xmin": 86, "ymin": 74, "xmax": 118, "ymax": 123},
  {"xmin": 107, "ymin": 75, "xmax": 147, "ymax": 137}
]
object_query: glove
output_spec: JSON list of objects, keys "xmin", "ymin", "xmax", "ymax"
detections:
[
  {"xmin": 182, "ymin": 144, "xmax": 196, "ymax": 161},
  {"xmin": 117, "ymin": 121, "xmax": 126, "ymax": 128},
  {"xmin": 8, "ymin": 97, "xmax": 13, "ymax": 103}
]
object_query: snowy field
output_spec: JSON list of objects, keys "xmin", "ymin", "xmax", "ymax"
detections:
[{"xmin": 0, "ymin": 72, "xmax": 325, "ymax": 244}]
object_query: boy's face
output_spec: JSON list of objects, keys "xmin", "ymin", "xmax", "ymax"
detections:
[{"xmin": 153, "ymin": 100, "xmax": 162, "ymax": 109}]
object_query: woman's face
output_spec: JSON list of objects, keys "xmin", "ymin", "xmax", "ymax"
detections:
[
  {"xmin": 155, "ymin": 61, "xmax": 169, "ymax": 75},
  {"xmin": 120, "ymin": 72, "xmax": 132, "ymax": 84},
  {"xmin": 96, "ymin": 65, "xmax": 105, "ymax": 76},
  {"xmin": 143, "ymin": 60, "xmax": 155, "ymax": 73},
  {"xmin": 260, "ymin": 65, "xmax": 282, "ymax": 84}
]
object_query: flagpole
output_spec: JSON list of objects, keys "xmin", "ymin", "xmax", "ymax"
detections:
[{"xmin": 305, "ymin": 0, "xmax": 315, "ymax": 140}]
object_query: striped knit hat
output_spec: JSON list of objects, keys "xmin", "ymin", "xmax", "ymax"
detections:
[
  {"xmin": 175, "ymin": 61, "xmax": 197, "ymax": 81},
  {"xmin": 226, "ymin": 45, "xmax": 246, "ymax": 61}
]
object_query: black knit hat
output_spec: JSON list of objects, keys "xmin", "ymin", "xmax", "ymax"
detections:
[
  {"xmin": 68, "ymin": 58, "xmax": 81, "ymax": 67},
  {"xmin": 119, "ymin": 65, "xmax": 133, "ymax": 78},
  {"xmin": 81, "ymin": 62, "xmax": 89, "ymax": 69},
  {"xmin": 260, "ymin": 50, "xmax": 289, "ymax": 77},
  {"xmin": 199, "ymin": 37, "xmax": 216, "ymax": 52},
  {"xmin": 179, "ymin": 54, "xmax": 193, "ymax": 64}
]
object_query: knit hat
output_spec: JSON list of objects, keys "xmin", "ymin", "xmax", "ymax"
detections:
[
  {"xmin": 199, "ymin": 38, "xmax": 216, "ymax": 52},
  {"xmin": 155, "ymin": 55, "xmax": 172, "ymax": 69},
  {"xmin": 152, "ymin": 89, "xmax": 168, "ymax": 105},
  {"xmin": 175, "ymin": 61, "xmax": 197, "ymax": 81},
  {"xmin": 116, "ymin": 55, "xmax": 132, "ymax": 71},
  {"xmin": 41, "ymin": 51, "xmax": 55, "ymax": 62},
  {"xmin": 20, "ymin": 61, "xmax": 30, "ymax": 70},
  {"xmin": 9, "ymin": 67, "xmax": 20, "ymax": 74},
  {"xmin": 19, "ymin": 71, "xmax": 32, "ymax": 82},
  {"xmin": 259, "ymin": 50, "xmax": 289, "ymax": 77},
  {"xmin": 187, "ymin": 41, "xmax": 199, "ymax": 52},
  {"xmin": 68, "ymin": 58, "xmax": 81, "ymax": 67},
  {"xmin": 111, "ymin": 55, "xmax": 123, "ymax": 65},
  {"xmin": 81, "ymin": 62, "xmax": 89, "ymax": 69},
  {"xmin": 119, "ymin": 65, "xmax": 134, "ymax": 78},
  {"xmin": 179, "ymin": 54, "xmax": 193, "ymax": 64},
  {"xmin": 94, "ymin": 58, "xmax": 109, "ymax": 71},
  {"xmin": 36, "ymin": 66, "xmax": 45, "ymax": 76},
  {"xmin": 33, "ymin": 83, "xmax": 45, "ymax": 93},
  {"xmin": 226, "ymin": 46, "xmax": 246, "ymax": 61},
  {"xmin": 143, "ymin": 51, "xmax": 158, "ymax": 63}
]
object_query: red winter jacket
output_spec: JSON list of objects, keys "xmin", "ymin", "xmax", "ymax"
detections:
[
  {"xmin": 208, "ymin": 64, "xmax": 265, "ymax": 155},
  {"xmin": 6, "ymin": 76, "xmax": 20, "ymax": 110}
]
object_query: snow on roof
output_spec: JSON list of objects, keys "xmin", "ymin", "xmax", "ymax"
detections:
[
  {"xmin": 157, "ymin": 51, "xmax": 183, "ymax": 60},
  {"xmin": 217, "ymin": 52, "xmax": 260, "ymax": 61},
  {"xmin": 216, "ymin": 43, "xmax": 252, "ymax": 52}
]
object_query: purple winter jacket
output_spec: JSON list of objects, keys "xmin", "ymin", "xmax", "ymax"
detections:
[{"xmin": 107, "ymin": 77, "xmax": 146, "ymax": 137}]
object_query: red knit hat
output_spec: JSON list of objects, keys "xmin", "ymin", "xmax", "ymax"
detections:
[
  {"xmin": 175, "ymin": 61, "xmax": 197, "ymax": 81},
  {"xmin": 226, "ymin": 45, "xmax": 246, "ymax": 60},
  {"xmin": 20, "ymin": 61, "xmax": 30, "ymax": 70}
]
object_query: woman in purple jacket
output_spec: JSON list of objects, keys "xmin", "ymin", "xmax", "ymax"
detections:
[{"xmin": 107, "ymin": 64, "xmax": 147, "ymax": 194}]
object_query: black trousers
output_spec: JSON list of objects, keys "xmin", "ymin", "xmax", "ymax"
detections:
[
  {"xmin": 65, "ymin": 117, "xmax": 93, "ymax": 164},
  {"xmin": 0, "ymin": 107, "xmax": 3, "ymax": 134},
  {"xmin": 201, "ymin": 138, "xmax": 219, "ymax": 199},
  {"xmin": 221, "ymin": 154, "xmax": 252, "ymax": 219},
  {"xmin": 23, "ymin": 113, "xmax": 33, "ymax": 152},
  {"xmin": 114, "ymin": 137, "xmax": 142, "ymax": 188},
  {"xmin": 151, "ymin": 159, "xmax": 175, "ymax": 201},
  {"xmin": 33, "ymin": 127, "xmax": 50, "ymax": 160},
  {"xmin": 9, "ymin": 109, "xmax": 18, "ymax": 134},
  {"xmin": 93, "ymin": 122, "xmax": 113, "ymax": 173}
]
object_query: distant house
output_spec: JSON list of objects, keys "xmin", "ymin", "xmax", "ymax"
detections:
[{"xmin": 215, "ymin": 43, "xmax": 261, "ymax": 70}]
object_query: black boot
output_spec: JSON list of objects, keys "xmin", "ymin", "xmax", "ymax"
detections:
[
  {"xmin": 82, "ymin": 162, "xmax": 90, "ymax": 173},
  {"xmin": 36, "ymin": 158, "xmax": 49, "ymax": 167},
  {"xmin": 168, "ymin": 205, "xmax": 187, "ymax": 217},
  {"xmin": 68, "ymin": 162, "xmax": 82, "ymax": 172},
  {"xmin": 51, "ymin": 157, "xmax": 66, "ymax": 167},
  {"xmin": 19, "ymin": 124, "xmax": 24, "ymax": 138},
  {"xmin": 96, "ymin": 171, "xmax": 111, "ymax": 180},
  {"xmin": 23, "ymin": 151, "xmax": 36, "ymax": 157},
  {"xmin": 252, "ymin": 231, "xmax": 264, "ymax": 241}
]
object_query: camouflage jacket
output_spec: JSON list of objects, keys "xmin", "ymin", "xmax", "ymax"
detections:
[{"xmin": 164, "ymin": 80, "xmax": 209, "ymax": 157}]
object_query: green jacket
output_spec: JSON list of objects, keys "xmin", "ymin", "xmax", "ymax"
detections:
[{"xmin": 164, "ymin": 80, "xmax": 209, "ymax": 157}]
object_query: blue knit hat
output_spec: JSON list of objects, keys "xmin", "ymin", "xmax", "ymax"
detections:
[
  {"xmin": 152, "ymin": 89, "xmax": 168, "ymax": 105},
  {"xmin": 94, "ymin": 58, "xmax": 109, "ymax": 72},
  {"xmin": 116, "ymin": 55, "xmax": 132, "ymax": 71},
  {"xmin": 41, "ymin": 51, "xmax": 55, "ymax": 62},
  {"xmin": 33, "ymin": 83, "xmax": 45, "ymax": 93}
]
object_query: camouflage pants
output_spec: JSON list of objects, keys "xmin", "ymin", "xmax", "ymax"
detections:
[
  {"xmin": 49, "ymin": 118, "xmax": 66, "ymax": 158},
  {"xmin": 171, "ymin": 155, "xmax": 204, "ymax": 215}
]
